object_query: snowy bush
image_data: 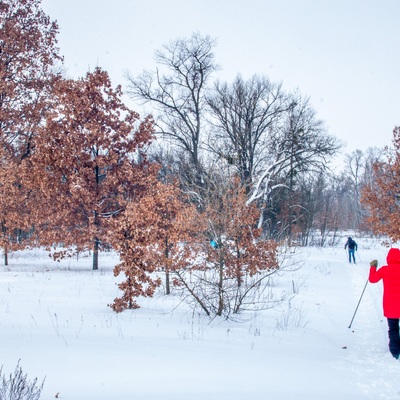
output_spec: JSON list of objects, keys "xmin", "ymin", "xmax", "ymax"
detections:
[
  {"xmin": 0, "ymin": 361, "xmax": 45, "ymax": 400},
  {"xmin": 275, "ymin": 302, "xmax": 308, "ymax": 331}
]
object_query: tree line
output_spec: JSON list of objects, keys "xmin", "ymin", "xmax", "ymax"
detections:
[
  {"xmin": 0, "ymin": 0, "xmax": 394, "ymax": 317},
  {"xmin": 124, "ymin": 32, "xmax": 385, "ymax": 245}
]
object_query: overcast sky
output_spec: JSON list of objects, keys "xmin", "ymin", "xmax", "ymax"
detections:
[{"xmin": 41, "ymin": 0, "xmax": 400, "ymax": 165}]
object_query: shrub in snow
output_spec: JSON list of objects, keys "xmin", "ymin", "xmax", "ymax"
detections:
[
  {"xmin": 0, "ymin": 360, "xmax": 45, "ymax": 400},
  {"xmin": 110, "ymin": 177, "xmax": 281, "ymax": 318}
]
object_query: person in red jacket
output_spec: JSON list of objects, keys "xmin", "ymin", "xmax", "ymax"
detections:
[{"xmin": 369, "ymin": 248, "xmax": 400, "ymax": 359}]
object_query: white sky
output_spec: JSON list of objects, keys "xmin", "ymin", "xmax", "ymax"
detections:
[{"xmin": 41, "ymin": 0, "xmax": 400, "ymax": 163}]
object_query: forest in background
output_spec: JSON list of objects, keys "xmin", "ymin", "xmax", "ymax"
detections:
[{"xmin": 0, "ymin": 0, "xmax": 398, "ymax": 318}]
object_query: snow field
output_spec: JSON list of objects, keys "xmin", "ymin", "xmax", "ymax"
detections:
[{"xmin": 0, "ymin": 239, "xmax": 399, "ymax": 399}]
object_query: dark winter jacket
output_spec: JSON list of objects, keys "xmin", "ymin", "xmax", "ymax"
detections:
[
  {"xmin": 369, "ymin": 248, "xmax": 400, "ymax": 318},
  {"xmin": 345, "ymin": 237, "xmax": 357, "ymax": 251}
]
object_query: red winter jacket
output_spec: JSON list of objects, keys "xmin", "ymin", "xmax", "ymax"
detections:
[{"xmin": 369, "ymin": 248, "xmax": 400, "ymax": 318}]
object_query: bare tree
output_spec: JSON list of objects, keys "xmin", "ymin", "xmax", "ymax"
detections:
[
  {"xmin": 344, "ymin": 147, "xmax": 384, "ymax": 230},
  {"xmin": 344, "ymin": 150, "xmax": 364, "ymax": 228},
  {"xmin": 126, "ymin": 32, "xmax": 218, "ymax": 189},
  {"xmin": 298, "ymin": 173, "xmax": 344, "ymax": 246},
  {"xmin": 207, "ymin": 74, "xmax": 288, "ymax": 193},
  {"xmin": 247, "ymin": 93, "xmax": 341, "ymax": 238}
]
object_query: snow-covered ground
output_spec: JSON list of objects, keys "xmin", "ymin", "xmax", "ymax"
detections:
[{"xmin": 0, "ymin": 237, "xmax": 399, "ymax": 400}]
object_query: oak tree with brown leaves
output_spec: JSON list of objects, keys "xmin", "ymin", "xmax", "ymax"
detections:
[
  {"xmin": 0, "ymin": 0, "xmax": 61, "ymax": 261},
  {"xmin": 109, "ymin": 176, "xmax": 200, "ymax": 311},
  {"xmin": 110, "ymin": 173, "xmax": 280, "ymax": 318},
  {"xmin": 0, "ymin": 151, "xmax": 33, "ymax": 264},
  {"xmin": 173, "ymin": 177, "xmax": 279, "ymax": 318},
  {"xmin": 24, "ymin": 68, "xmax": 154, "ymax": 270},
  {"xmin": 362, "ymin": 127, "xmax": 400, "ymax": 242},
  {"xmin": 0, "ymin": 0, "xmax": 61, "ymax": 155}
]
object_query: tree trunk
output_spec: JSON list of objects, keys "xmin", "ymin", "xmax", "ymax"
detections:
[
  {"xmin": 165, "ymin": 270, "xmax": 170, "ymax": 295},
  {"xmin": 93, "ymin": 238, "xmax": 99, "ymax": 270},
  {"xmin": 217, "ymin": 256, "xmax": 224, "ymax": 316},
  {"xmin": 4, "ymin": 246, "xmax": 8, "ymax": 266},
  {"xmin": 165, "ymin": 237, "xmax": 171, "ymax": 295}
]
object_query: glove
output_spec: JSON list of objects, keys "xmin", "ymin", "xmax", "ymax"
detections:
[{"xmin": 370, "ymin": 259, "xmax": 378, "ymax": 267}]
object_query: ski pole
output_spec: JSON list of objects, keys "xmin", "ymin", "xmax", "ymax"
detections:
[{"xmin": 348, "ymin": 276, "xmax": 369, "ymax": 329}]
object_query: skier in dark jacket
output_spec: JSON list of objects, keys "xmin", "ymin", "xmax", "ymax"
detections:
[
  {"xmin": 369, "ymin": 248, "xmax": 400, "ymax": 359},
  {"xmin": 345, "ymin": 237, "xmax": 358, "ymax": 264}
]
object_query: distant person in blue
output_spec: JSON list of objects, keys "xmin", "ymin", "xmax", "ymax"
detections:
[
  {"xmin": 210, "ymin": 240, "xmax": 219, "ymax": 249},
  {"xmin": 345, "ymin": 236, "xmax": 358, "ymax": 264}
]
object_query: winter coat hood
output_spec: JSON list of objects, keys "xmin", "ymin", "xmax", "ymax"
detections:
[{"xmin": 386, "ymin": 248, "xmax": 400, "ymax": 265}]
